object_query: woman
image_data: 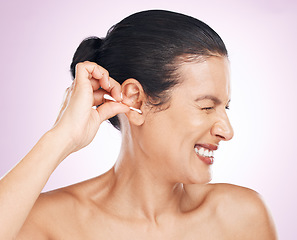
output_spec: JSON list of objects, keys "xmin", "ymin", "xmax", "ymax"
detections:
[{"xmin": 0, "ymin": 10, "xmax": 276, "ymax": 239}]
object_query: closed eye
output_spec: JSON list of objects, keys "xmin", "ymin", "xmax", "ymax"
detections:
[{"xmin": 201, "ymin": 107, "xmax": 214, "ymax": 110}]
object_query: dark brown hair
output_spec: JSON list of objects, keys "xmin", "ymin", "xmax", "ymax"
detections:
[{"xmin": 71, "ymin": 10, "xmax": 228, "ymax": 130}]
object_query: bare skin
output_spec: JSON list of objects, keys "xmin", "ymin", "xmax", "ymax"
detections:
[{"xmin": 0, "ymin": 59, "xmax": 277, "ymax": 239}]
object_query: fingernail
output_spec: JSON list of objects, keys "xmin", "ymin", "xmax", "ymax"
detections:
[{"xmin": 120, "ymin": 92, "xmax": 123, "ymax": 100}]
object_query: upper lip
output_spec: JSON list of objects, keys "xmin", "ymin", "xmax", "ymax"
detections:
[{"xmin": 195, "ymin": 143, "xmax": 218, "ymax": 151}]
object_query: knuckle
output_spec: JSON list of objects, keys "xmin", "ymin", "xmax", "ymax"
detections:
[
  {"xmin": 95, "ymin": 64, "xmax": 108, "ymax": 75},
  {"xmin": 75, "ymin": 62, "xmax": 84, "ymax": 70},
  {"xmin": 102, "ymin": 68, "xmax": 109, "ymax": 76}
]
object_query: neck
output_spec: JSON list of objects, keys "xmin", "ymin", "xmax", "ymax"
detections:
[{"xmin": 102, "ymin": 129, "xmax": 185, "ymax": 222}]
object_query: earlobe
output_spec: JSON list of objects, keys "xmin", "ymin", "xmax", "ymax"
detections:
[{"xmin": 121, "ymin": 78, "xmax": 146, "ymax": 126}]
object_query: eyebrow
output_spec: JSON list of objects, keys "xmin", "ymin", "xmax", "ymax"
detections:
[{"xmin": 195, "ymin": 95, "xmax": 230, "ymax": 105}]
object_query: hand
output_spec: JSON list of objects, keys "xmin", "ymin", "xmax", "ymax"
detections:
[{"xmin": 51, "ymin": 61, "xmax": 130, "ymax": 154}]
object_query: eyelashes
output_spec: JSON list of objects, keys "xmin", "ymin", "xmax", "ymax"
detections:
[
  {"xmin": 201, "ymin": 107, "xmax": 214, "ymax": 111},
  {"xmin": 201, "ymin": 105, "xmax": 230, "ymax": 111}
]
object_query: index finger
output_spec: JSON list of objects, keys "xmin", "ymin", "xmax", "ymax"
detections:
[
  {"xmin": 75, "ymin": 61, "xmax": 109, "ymax": 88},
  {"xmin": 107, "ymin": 76, "xmax": 123, "ymax": 102},
  {"xmin": 75, "ymin": 61, "xmax": 122, "ymax": 101}
]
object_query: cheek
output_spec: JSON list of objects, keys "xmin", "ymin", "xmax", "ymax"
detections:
[
  {"xmin": 180, "ymin": 109, "xmax": 213, "ymax": 142},
  {"xmin": 139, "ymin": 102, "xmax": 215, "ymax": 160},
  {"xmin": 140, "ymin": 110, "xmax": 200, "ymax": 159},
  {"xmin": 190, "ymin": 115, "xmax": 212, "ymax": 135},
  {"xmin": 137, "ymin": 110, "xmax": 214, "ymax": 183},
  {"xmin": 140, "ymin": 113, "xmax": 179, "ymax": 153},
  {"xmin": 136, "ymin": 112, "xmax": 187, "ymax": 171}
]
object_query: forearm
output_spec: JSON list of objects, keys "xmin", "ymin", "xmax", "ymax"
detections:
[{"xmin": 0, "ymin": 129, "xmax": 73, "ymax": 240}]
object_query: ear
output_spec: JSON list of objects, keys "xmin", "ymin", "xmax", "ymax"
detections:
[{"xmin": 121, "ymin": 78, "xmax": 146, "ymax": 126}]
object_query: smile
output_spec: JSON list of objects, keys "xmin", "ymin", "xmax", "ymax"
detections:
[
  {"xmin": 195, "ymin": 147, "xmax": 214, "ymax": 158},
  {"xmin": 194, "ymin": 144, "xmax": 217, "ymax": 165}
]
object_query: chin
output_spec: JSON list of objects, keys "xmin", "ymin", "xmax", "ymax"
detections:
[
  {"xmin": 178, "ymin": 161, "xmax": 212, "ymax": 185},
  {"xmin": 182, "ymin": 170, "xmax": 212, "ymax": 185}
]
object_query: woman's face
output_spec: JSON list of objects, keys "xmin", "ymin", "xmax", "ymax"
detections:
[{"xmin": 138, "ymin": 56, "xmax": 233, "ymax": 184}]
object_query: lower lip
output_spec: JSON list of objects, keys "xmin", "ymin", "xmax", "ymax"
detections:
[{"xmin": 195, "ymin": 152, "xmax": 214, "ymax": 165}]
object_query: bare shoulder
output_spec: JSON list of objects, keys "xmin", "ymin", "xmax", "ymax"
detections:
[
  {"xmin": 208, "ymin": 183, "xmax": 277, "ymax": 240},
  {"xmin": 17, "ymin": 179, "xmax": 93, "ymax": 239}
]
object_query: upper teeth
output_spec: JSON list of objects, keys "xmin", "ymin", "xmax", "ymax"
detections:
[{"xmin": 195, "ymin": 147, "xmax": 214, "ymax": 158}]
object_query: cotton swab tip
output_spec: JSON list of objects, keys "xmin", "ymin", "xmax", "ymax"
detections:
[
  {"xmin": 103, "ymin": 94, "xmax": 116, "ymax": 102},
  {"xmin": 129, "ymin": 106, "xmax": 142, "ymax": 114},
  {"xmin": 103, "ymin": 94, "xmax": 142, "ymax": 114}
]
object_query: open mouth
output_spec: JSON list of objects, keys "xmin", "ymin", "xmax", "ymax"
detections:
[{"xmin": 194, "ymin": 144, "xmax": 217, "ymax": 165}]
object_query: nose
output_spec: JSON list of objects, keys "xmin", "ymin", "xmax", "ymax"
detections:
[{"xmin": 211, "ymin": 112, "xmax": 234, "ymax": 141}]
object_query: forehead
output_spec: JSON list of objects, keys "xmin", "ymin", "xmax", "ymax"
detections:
[{"xmin": 175, "ymin": 56, "xmax": 231, "ymax": 99}]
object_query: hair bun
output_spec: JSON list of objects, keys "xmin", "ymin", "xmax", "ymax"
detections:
[{"xmin": 70, "ymin": 36, "xmax": 103, "ymax": 78}]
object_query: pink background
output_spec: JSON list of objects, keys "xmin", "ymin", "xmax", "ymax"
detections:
[{"xmin": 1, "ymin": 0, "xmax": 296, "ymax": 238}]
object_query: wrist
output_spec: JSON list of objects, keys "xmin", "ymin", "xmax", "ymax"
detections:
[{"xmin": 44, "ymin": 128, "xmax": 76, "ymax": 163}]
